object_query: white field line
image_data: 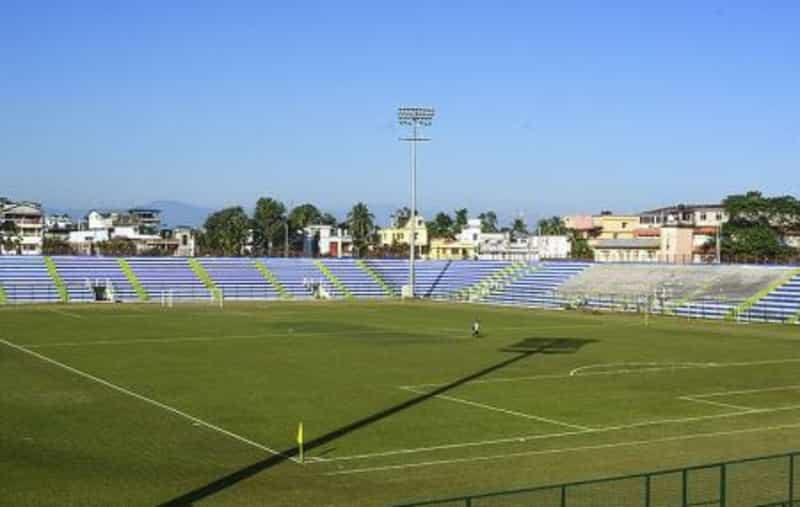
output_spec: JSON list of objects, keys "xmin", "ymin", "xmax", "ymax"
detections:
[
  {"xmin": 690, "ymin": 384, "xmax": 800, "ymax": 398},
  {"xmin": 22, "ymin": 333, "xmax": 278, "ymax": 348},
  {"xmin": 569, "ymin": 362, "xmax": 715, "ymax": 377},
  {"xmin": 325, "ymin": 422, "xmax": 800, "ymax": 475},
  {"xmin": 312, "ymin": 403, "xmax": 800, "ymax": 464},
  {"xmin": 23, "ymin": 328, "xmax": 474, "ymax": 349},
  {"xmin": 48, "ymin": 308, "xmax": 86, "ymax": 319},
  {"xmin": 0, "ymin": 338, "xmax": 298, "ymax": 463},
  {"xmin": 402, "ymin": 387, "xmax": 591, "ymax": 431},
  {"xmin": 678, "ymin": 396, "xmax": 754, "ymax": 411},
  {"xmin": 403, "ymin": 357, "xmax": 800, "ymax": 390}
]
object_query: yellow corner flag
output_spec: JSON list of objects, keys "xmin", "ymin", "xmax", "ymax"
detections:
[{"xmin": 297, "ymin": 422, "xmax": 304, "ymax": 463}]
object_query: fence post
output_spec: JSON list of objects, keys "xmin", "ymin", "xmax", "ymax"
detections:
[
  {"xmin": 719, "ymin": 463, "xmax": 726, "ymax": 507},
  {"xmin": 464, "ymin": 498, "xmax": 471, "ymax": 507},
  {"xmin": 644, "ymin": 474, "xmax": 651, "ymax": 507},
  {"xmin": 790, "ymin": 454, "xmax": 795, "ymax": 505},
  {"xmin": 560, "ymin": 485, "xmax": 566, "ymax": 507},
  {"xmin": 682, "ymin": 469, "xmax": 688, "ymax": 507}
]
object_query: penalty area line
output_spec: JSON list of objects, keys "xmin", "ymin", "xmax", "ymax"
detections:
[
  {"xmin": 0, "ymin": 338, "xmax": 298, "ymax": 464},
  {"xmin": 325, "ymin": 422, "xmax": 800, "ymax": 475},
  {"xmin": 313, "ymin": 403, "xmax": 800, "ymax": 464},
  {"xmin": 402, "ymin": 387, "xmax": 591, "ymax": 431},
  {"xmin": 404, "ymin": 357, "xmax": 800, "ymax": 390},
  {"xmin": 678, "ymin": 396, "xmax": 754, "ymax": 412}
]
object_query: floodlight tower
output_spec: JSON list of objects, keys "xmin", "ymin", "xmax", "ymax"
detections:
[{"xmin": 398, "ymin": 106, "xmax": 435, "ymax": 298}]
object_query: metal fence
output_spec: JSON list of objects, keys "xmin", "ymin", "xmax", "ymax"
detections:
[
  {"xmin": 1, "ymin": 282, "xmax": 76, "ymax": 303},
  {"xmin": 393, "ymin": 451, "xmax": 800, "ymax": 507}
]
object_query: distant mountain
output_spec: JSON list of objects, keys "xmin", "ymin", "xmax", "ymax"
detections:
[{"xmin": 136, "ymin": 201, "xmax": 213, "ymax": 228}]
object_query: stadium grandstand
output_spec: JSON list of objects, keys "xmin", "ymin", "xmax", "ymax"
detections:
[{"xmin": 1, "ymin": 255, "xmax": 798, "ymax": 324}]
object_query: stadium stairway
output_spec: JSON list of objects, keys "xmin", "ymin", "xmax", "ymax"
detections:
[
  {"xmin": 188, "ymin": 258, "xmax": 222, "ymax": 302},
  {"xmin": 126, "ymin": 258, "xmax": 211, "ymax": 301},
  {"xmin": 198, "ymin": 258, "xmax": 279, "ymax": 301},
  {"xmin": 455, "ymin": 261, "xmax": 526, "ymax": 301},
  {"xmin": 44, "ymin": 257, "xmax": 69, "ymax": 303},
  {"xmin": 319, "ymin": 259, "xmax": 388, "ymax": 298},
  {"xmin": 52, "ymin": 256, "xmax": 140, "ymax": 302},
  {"xmin": 252, "ymin": 260, "xmax": 292, "ymax": 299},
  {"xmin": 0, "ymin": 256, "xmax": 61, "ymax": 304},
  {"xmin": 314, "ymin": 260, "xmax": 353, "ymax": 298},
  {"xmin": 365, "ymin": 259, "xmax": 450, "ymax": 297},
  {"xmin": 428, "ymin": 260, "xmax": 512, "ymax": 299},
  {"xmin": 737, "ymin": 270, "xmax": 800, "ymax": 323},
  {"xmin": 355, "ymin": 259, "xmax": 396, "ymax": 297},
  {"xmin": 260, "ymin": 258, "xmax": 342, "ymax": 299},
  {"xmin": 483, "ymin": 261, "xmax": 592, "ymax": 308},
  {"xmin": 118, "ymin": 258, "xmax": 149, "ymax": 301}
]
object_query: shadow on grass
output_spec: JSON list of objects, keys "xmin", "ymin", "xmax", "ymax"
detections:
[
  {"xmin": 159, "ymin": 336, "xmax": 596, "ymax": 506},
  {"xmin": 500, "ymin": 337, "xmax": 596, "ymax": 354}
]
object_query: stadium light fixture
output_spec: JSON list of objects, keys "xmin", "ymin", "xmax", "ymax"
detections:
[{"xmin": 397, "ymin": 106, "xmax": 435, "ymax": 298}]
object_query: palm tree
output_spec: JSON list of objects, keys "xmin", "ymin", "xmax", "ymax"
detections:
[{"xmin": 348, "ymin": 202, "xmax": 375, "ymax": 257}]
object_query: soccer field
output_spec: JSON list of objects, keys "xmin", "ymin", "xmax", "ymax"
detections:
[{"xmin": 2, "ymin": 300, "xmax": 800, "ymax": 506}]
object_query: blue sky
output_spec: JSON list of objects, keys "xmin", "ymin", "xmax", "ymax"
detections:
[{"xmin": 1, "ymin": 1, "xmax": 798, "ymax": 225}]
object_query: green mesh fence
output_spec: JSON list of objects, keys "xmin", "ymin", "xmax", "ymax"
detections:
[{"xmin": 392, "ymin": 451, "xmax": 800, "ymax": 507}]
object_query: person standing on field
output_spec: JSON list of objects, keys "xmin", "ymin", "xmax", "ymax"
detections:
[{"xmin": 472, "ymin": 318, "xmax": 480, "ymax": 337}]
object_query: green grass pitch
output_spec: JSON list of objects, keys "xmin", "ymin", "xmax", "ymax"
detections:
[{"xmin": 2, "ymin": 300, "xmax": 800, "ymax": 506}]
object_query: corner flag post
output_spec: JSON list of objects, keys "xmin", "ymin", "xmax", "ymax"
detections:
[{"xmin": 297, "ymin": 422, "xmax": 304, "ymax": 463}]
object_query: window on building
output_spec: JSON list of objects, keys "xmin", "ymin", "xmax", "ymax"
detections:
[
  {"xmin": 181, "ymin": 235, "xmax": 188, "ymax": 246},
  {"xmin": 622, "ymin": 222, "xmax": 627, "ymax": 229},
  {"xmin": 716, "ymin": 213, "xmax": 722, "ymax": 220}
]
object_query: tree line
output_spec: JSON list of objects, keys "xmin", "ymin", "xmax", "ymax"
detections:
[
  {"xmin": 198, "ymin": 199, "xmax": 596, "ymax": 259},
  {"xmin": 719, "ymin": 191, "xmax": 800, "ymax": 262},
  {"xmin": 199, "ymin": 198, "xmax": 376, "ymax": 257}
]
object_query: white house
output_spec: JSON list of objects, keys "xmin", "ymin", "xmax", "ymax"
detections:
[
  {"xmin": 0, "ymin": 199, "xmax": 44, "ymax": 255},
  {"xmin": 304, "ymin": 225, "xmax": 353, "ymax": 257},
  {"xmin": 478, "ymin": 234, "xmax": 571, "ymax": 262}
]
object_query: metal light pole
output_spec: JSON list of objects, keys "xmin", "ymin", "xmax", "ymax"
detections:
[{"xmin": 398, "ymin": 106, "xmax": 435, "ymax": 298}]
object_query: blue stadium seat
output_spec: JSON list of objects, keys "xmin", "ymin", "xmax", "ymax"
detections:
[
  {"xmin": 484, "ymin": 262, "xmax": 591, "ymax": 308},
  {"xmin": 53, "ymin": 256, "xmax": 139, "ymax": 302},
  {"xmin": 320, "ymin": 259, "xmax": 386, "ymax": 298},
  {"xmin": 0, "ymin": 256, "xmax": 61, "ymax": 303},
  {"xmin": 199, "ymin": 258, "xmax": 278, "ymax": 300},
  {"xmin": 126, "ymin": 258, "xmax": 210, "ymax": 300}
]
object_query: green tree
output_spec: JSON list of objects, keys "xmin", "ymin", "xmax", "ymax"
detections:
[
  {"xmin": 97, "ymin": 238, "xmax": 137, "ymax": 256},
  {"xmin": 42, "ymin": 237, "xmax": 75, "ymax": 255},
  {"xmin": 721, "ymin": 191, "xmax": 800, "ymax": 261},
  {"xmin": 319, "ymin": 212, "xmax": 338, "ymax": 226},
  {"xmin": 568, "ymin": 231, "xmax": 593, "ymax": 259},
  {"xmin": 537, "ymin": 216, "xmax": 568, "ymax": 235},
  {"xmin": 510, "ymin": 217, "xmax": 528, "ymax": 238},
  {"xmin": 427, "ymin": 212, "xmax": 455, "ymax": 239},
  {"xmin": 286, "ymin": 203, "xmax": 324, "ymax": 254},
  {"xmin": 289, "ymin": 203, "xmax": 323, "ymax": 229},
  {"xmin": 139, "ymin": 247, "xmax": 171, "ymax": 257},
  {"xmin": 252, "ymin": 197, "xmax": 287, "ymax": 256},
  {"xmin": 202, "ymin": 206, "xmax": 250, "ymax": 256},
  {"xmin": 347, "ymin": 202, "xmax": 375, "ymax": 258},
  {"xmin": 478, "ymin": 211, "xmax": 498, "ymax": 233},
  {"xmin": 453, "ymin": 208, "xmax": 468, "ymax": 235}
]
